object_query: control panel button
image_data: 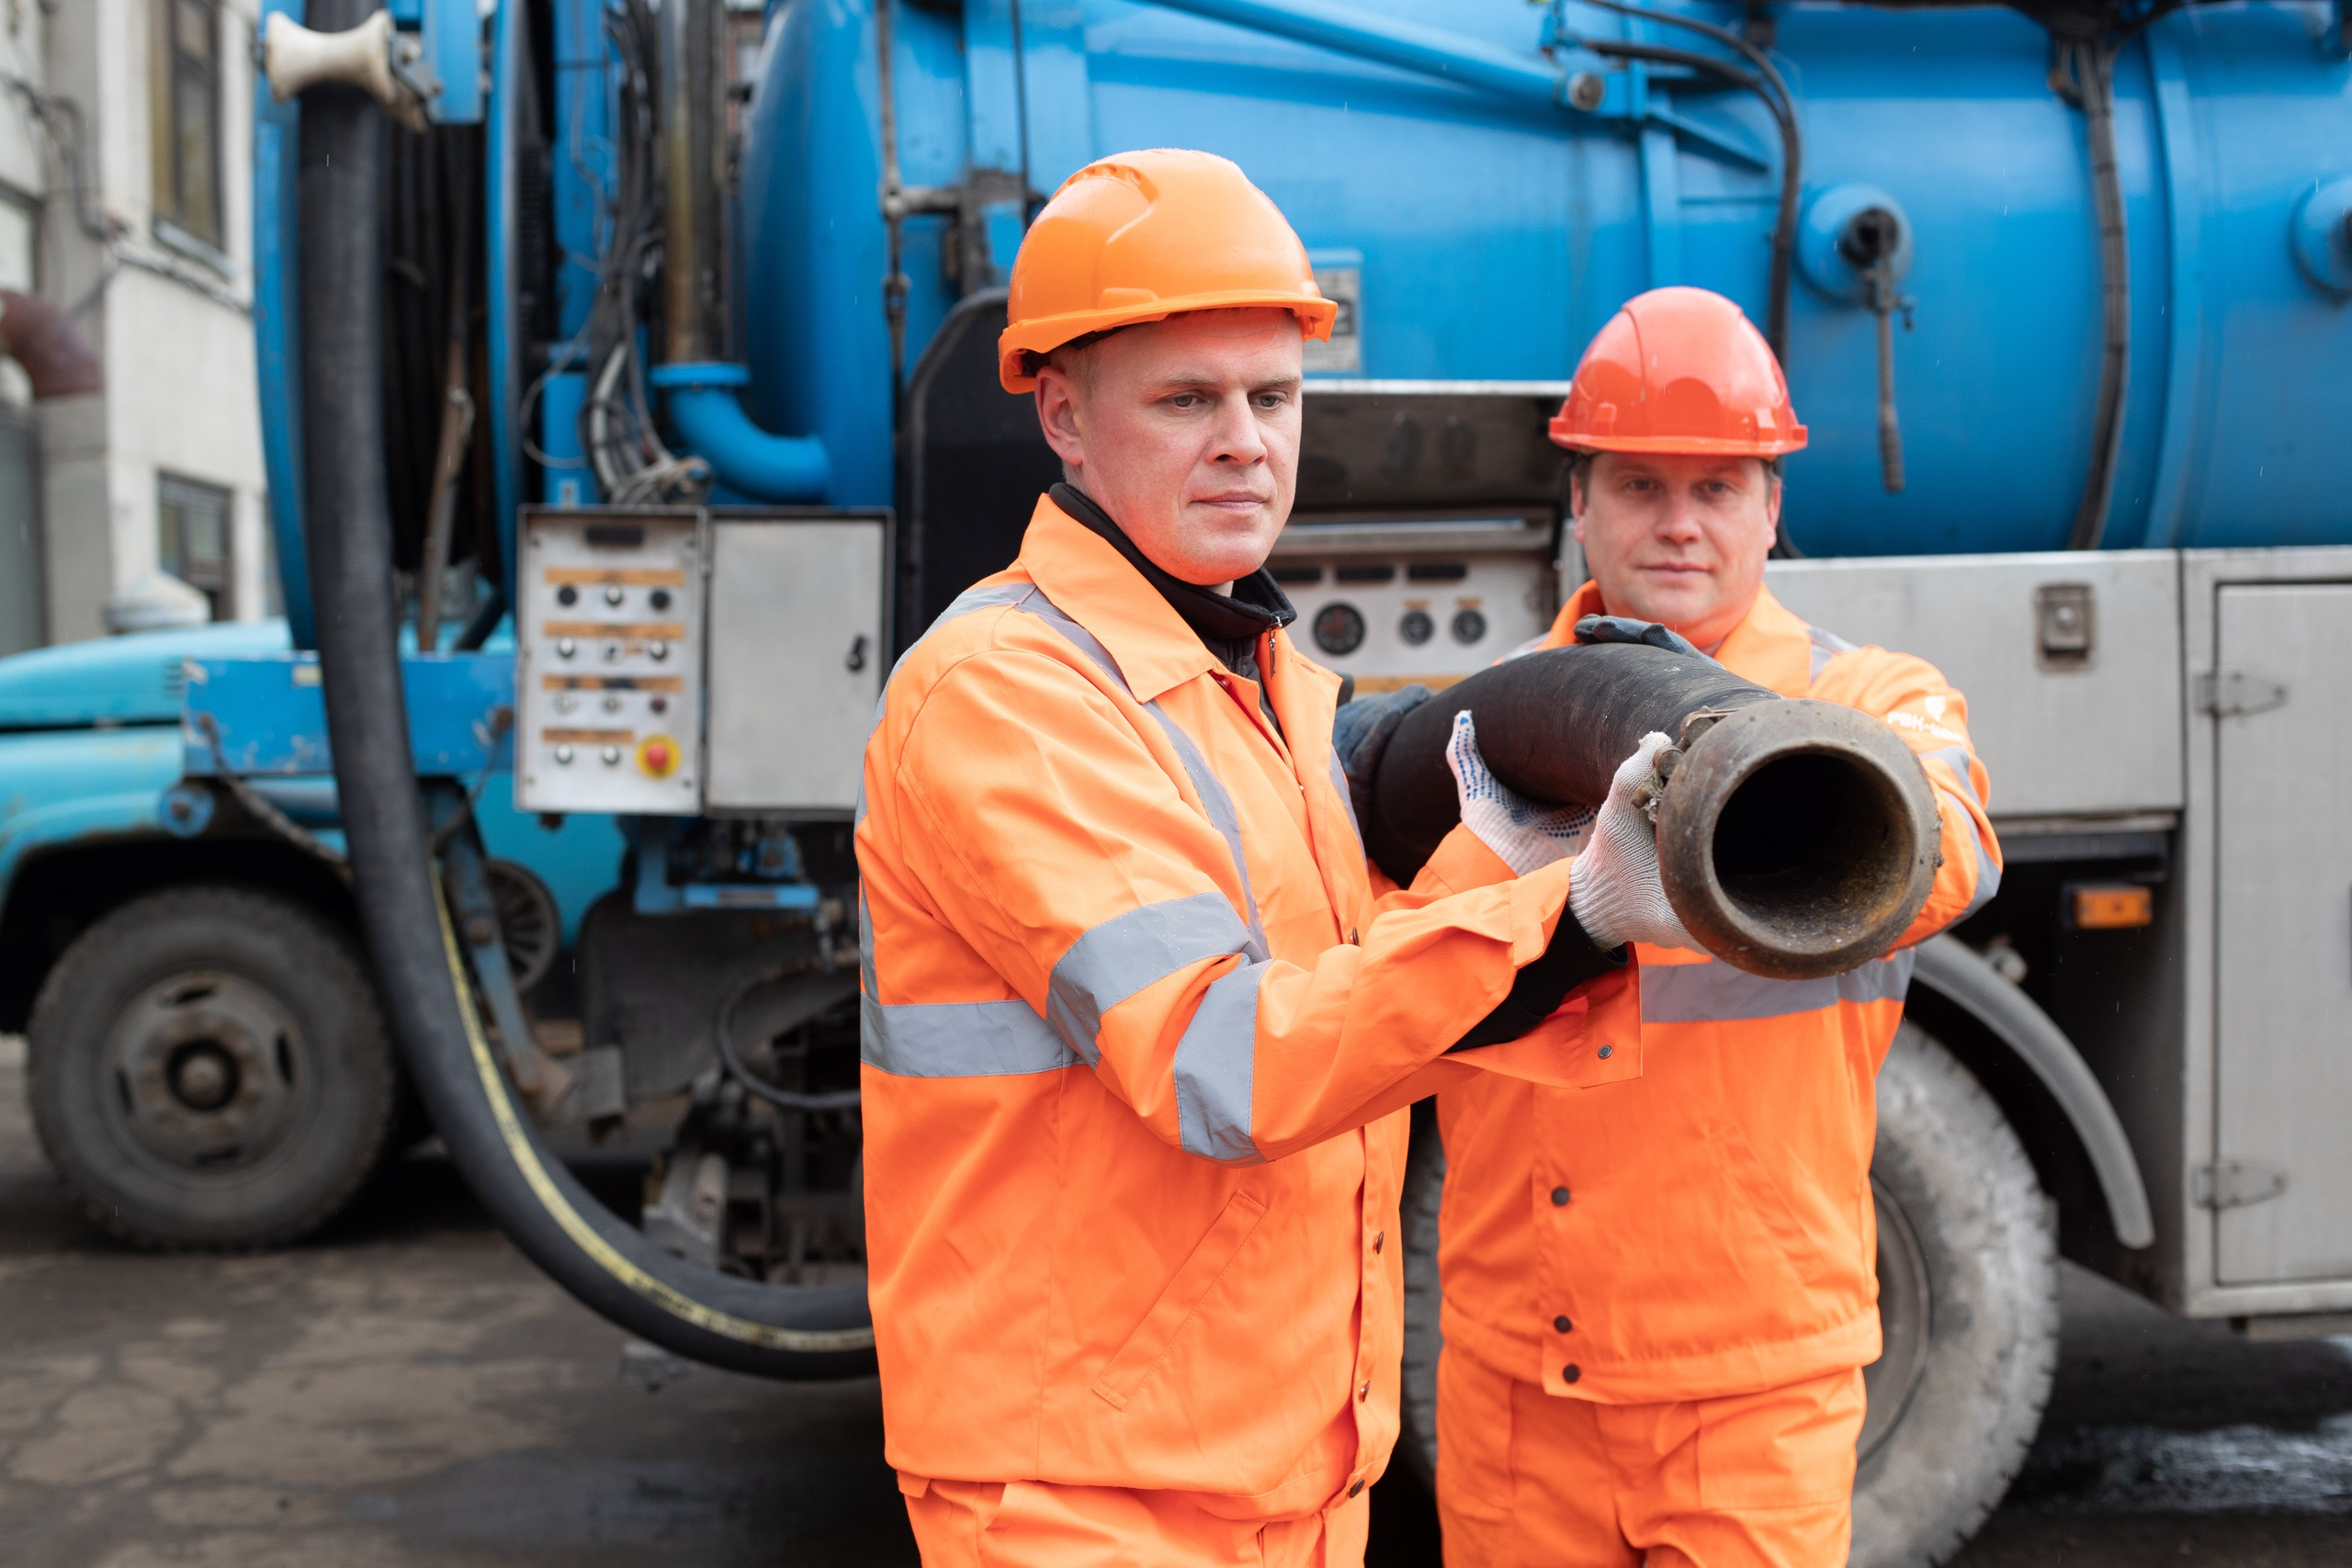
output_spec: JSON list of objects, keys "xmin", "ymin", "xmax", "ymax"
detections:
[
  {"xmin": 604, "ymin": 585, "xmax": 625, "ymax": 606},
  {"xmin": 553, "ymin": 744, "xmax": 574, "ymax": 765},
  {"xmin": 650, "ymin": 589, "xmax": 672, "ymax": 611},
  {"xmin": 556, "ymin": 637, "xmax": 576, "ymax": 659},
  {"xmin": 554, "ymin": 693, "xmax": 578, "ymax": 714},
  {"xmin": 602, "ymin": 641, "xmax": 621, "ymax": 662},
  {"xmin": 601, "ymin": 745, "xmax": 623, "ymax": 765},
  {"xmin": 638, "ymin": 736, "xmax": 680, "ymax": 777},
  {"xmin": 649, "ymin": 640, "xmax": 670, "ymax": 661},
  {"xmin": 602, "ymin": 694, "xmax": 622, "ymax": 714},
  {"xmin": 556, "ymin": 585, "xmax": 578, "ymax": 607}
]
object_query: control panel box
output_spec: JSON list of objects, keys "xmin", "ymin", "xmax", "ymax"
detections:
[
  {"xmin": 515, "ymin": 507, "xmax": 704, "ymax": 815},
  {"xmin": 703, "ymin": 510, "xmax": 890, "ymax": 816},
  {"xmin": 1267, "ymin": 510, "xmax": 1559, "ymax": 692}
]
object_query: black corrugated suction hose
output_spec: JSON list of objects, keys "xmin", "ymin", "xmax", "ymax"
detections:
[
  {"xmin": 297, "ymin": 0, "xmax": 870, "ymax": 1379},
  {"xmin": 1367, "ymin": 641, "xmax": 1942, "ymax": 980}
]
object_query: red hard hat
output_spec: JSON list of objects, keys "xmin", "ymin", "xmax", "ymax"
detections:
[
  {"xmin": 998, "ymin": 149, "xmax": 1337, "ymax": 393},
  {"xmin": 1550, "ymin": 287, "xmax": 1807, "ymax": 457}
]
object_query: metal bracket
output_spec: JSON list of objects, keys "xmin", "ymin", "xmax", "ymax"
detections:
[
  {"xmin": 2195, "ymin": 669, "xmax": 2290, "ymax": 717},
  {"xmin": 2195, "ymin": 1158, "xmax": 2288, "ymax": 1210},
  {"xmin": 1554, "ymin": 58, "xmax": 1770, "ymax": 171}
]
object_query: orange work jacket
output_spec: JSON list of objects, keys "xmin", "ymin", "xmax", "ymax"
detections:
[
  {"xmin": 856, "ymin": 497, "xmax": 1640, "ymax": 1516},
  {"xmin": 1437, "ymin": 581, "xmax": 2002, "ymax": 1404}
]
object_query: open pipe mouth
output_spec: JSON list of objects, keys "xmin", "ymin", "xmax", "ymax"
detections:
[{"xmin": 1657, "ymin": 701, "xmax": 1940, "ymax": 979}]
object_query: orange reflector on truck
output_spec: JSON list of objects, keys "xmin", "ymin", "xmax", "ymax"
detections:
[{"xmin": 2073, "ymin": 886, "xmax": 2153, "ymax": 930}]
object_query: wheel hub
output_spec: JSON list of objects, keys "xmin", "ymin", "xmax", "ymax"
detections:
[
  {"xmin": 103, "ymin": 972, "xmax": 306, "ymax": 1176},
  {"xmin": 167, "ymin": 1043, "xmax": 240, "ymax": 1110}
]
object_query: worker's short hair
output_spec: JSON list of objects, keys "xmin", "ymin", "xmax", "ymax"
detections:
[
  {"xmin": 1566, "ymin": 448, "xmax": 1782, "ymax": 502},
  {"xmin": 1020, "ymin": 325, "xmax": 1135, "ymax": 387}
]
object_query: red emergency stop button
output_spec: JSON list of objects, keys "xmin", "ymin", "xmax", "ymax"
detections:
[{"xmin": 637, "ymin": 735, "xmax": 680, "ymax": 778}]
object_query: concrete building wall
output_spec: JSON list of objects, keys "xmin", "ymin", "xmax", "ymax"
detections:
[{"xmin": 6, "ymin": 0, "xmax": 266, "ymax": 647}]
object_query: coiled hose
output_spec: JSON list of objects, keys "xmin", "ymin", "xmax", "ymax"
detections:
[{"xmin": 296, "ymin": 0, "xmax": 870, "ymax": 1379}]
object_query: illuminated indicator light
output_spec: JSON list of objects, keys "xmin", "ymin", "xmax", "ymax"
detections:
[
  {"xmin": 638, "ymin": 736, "xmax": 680, "ymax": 778},
  {"xmin": 601, "ymin": 745, "xmax": 623, "ymax": 765},
  {"xmin": 2073, "ymin": 886, "xmax": 2153, "ymax": 930}
]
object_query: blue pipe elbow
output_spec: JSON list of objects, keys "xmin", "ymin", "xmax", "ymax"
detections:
[{"xmin": 650, "ymin": 362, "xmax": 831, "ymax": 502}]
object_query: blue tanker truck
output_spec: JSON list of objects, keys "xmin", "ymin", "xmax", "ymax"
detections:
[{"xmin": 28, "ymin": 0, "xmax": 2352, "ymax": 1561}]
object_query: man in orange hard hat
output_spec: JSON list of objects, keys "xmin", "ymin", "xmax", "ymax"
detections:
[
  {"xmin": 1428, "ymin": 287, "xmax": 2005, "ymax": 1566},
  {"xmin": 855, "ymin": 151, "xmax": 1684, "ymax": 1566}
]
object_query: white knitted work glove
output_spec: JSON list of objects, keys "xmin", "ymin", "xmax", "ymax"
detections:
[
  {"xmin": 1566, "ymin": 731, "xmax": 1702, "ymax": 953},
  {"xmin": 1446, "ymin": 711, "xmax": 1597, "ymax": 875}
]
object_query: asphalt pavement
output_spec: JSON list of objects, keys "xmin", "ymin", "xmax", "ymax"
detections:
[{"xmin": 5, "ymin": 1033, "xmax": 2349, "ymax": 1566}]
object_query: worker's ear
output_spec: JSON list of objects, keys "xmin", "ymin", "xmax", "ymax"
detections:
[{"xmin": 1034, "ymin": 363, "xmax": 1087, "ymax": 473}]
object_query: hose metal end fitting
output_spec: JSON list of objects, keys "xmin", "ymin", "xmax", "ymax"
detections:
[{"xmin": 1655, "ymin": 699, "xmax": 1941, "ymax": 980}]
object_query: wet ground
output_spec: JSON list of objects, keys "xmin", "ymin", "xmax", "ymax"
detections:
[{"xmin": 5, "ymin": 1033, "xmax": 2349, "ymax": 1566}]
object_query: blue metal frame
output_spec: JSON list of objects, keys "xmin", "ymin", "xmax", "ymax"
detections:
[{"xmin": 184, "ymin": 654, "xmax": 516, "ymax": 776}]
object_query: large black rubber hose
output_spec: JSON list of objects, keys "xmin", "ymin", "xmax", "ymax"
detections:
[
  {"xmin": 298, "ymin": 0, "xmax": 870, "ymax": 1379},
  {"xmin": 1368, "ymin": 642, "xmax": 1942, "ymax": 979},
  {"xmin": 1366, "ymin": 642, "xmax": 1775, "ymax": 880}
]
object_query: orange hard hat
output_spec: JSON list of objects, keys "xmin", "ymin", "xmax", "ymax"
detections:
[
  {"xmin": 1550, "ymin": 287, "xmax": 1807, "ymax": 457},
  {"xmin": 997, "ymin": 149, "xmax": 1337, "ymax": 393}
]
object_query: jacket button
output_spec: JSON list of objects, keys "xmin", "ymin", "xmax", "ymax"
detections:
[
  {"xmin": 1551, "ymin": 1186, "xmax": 1571, "ymax": 1206},
  {"xmin": 1359, "ymin": 1381, "xmax": 1371, "ymax": 1402},
  {"xmin": 1562, "ymin": 1364, "xmax": 1582, "ymax": 1384},
  {"xmin": 1347, "ymin": 1478, "xmax": 1365, "ymax": 1498},
  {"xmin": 1598, "ymin": 1044, "xmax": 1613, "ymax": 1059},
  {"xmin": 1372, "ymin": 1231, "xmax": 1385, "ymax": 1253},
  {"xmin": 1553, "ymin": 1315, "xmax": 1572, "ymax": 1334}
]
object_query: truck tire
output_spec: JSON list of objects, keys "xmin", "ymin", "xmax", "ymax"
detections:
[
  {"xmin": 1850, "ymin": 1021, "xmax": 2057, "ymax": 1566},
  {"xmin": 1393, "ymin": 1021, "xmax": 2056, "ymax": 1562},
  {"xmin": 26, "ymin": 885, "xmax": 395, "ymax": 1249}
]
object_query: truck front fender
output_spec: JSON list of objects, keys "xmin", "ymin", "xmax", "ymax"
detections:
[
  {"xmin": 1911, "ymin": 932, "xmax": 2155, "ymax": 1249},
  {"xmin": 0, "ymin": 727, "xmax": 183, "ymax": 892}
]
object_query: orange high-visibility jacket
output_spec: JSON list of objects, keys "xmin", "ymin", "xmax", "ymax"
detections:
[
  {"xmin": 856, "ymin": 497, "xmax": 1639, "ymax": 1514},
  {"xmin": 1437, "ymin": 581, "xmax": 2002, "ymax": 1404}
]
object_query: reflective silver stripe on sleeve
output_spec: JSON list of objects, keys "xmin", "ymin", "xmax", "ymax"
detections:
[
  {"xmin": 1921, "ymin": 743, "xmax": 2003, "ymax": 919},
  {"xmin": 858, "ymin": 887, "xmax": 878, "ymax": 995},
  {"xmin": 1174, "ymin": 959, "xmax": 1269, "ymax": 1164},
  {"xmin": 1640, "ymin": 951, "xmax": 1914, "ymax": 1024},
  {"xmin": 1046, "ymin": 892, "xmax": 1253, "ymax": 1066},
  {"xmin": 861, "ymin": 992, "xmax": 1081, "ymax": 1077},
  {"xmin": 1806, "ymin": 622, "xmax": 1859, "ymax": 682}
]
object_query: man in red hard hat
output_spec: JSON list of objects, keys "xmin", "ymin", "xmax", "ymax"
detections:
[
  {"xmin": 1429, "ymin": 288, "xmax": 2005, "ymax": 1566},
  {"xmin": 856, "ymin": 152, "xmax": 1680, "ymax": 1566}
]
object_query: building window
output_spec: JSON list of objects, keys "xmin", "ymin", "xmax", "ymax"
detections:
[
  {"xmin": 159, "ymin": 474, "xmax": 232, "ymax": 619},
  {"xmin": 151, "ymin": 0, "xmax": 221, "ymax": 249}
]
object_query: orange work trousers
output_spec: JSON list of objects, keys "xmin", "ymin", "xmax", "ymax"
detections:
[
  {"xmin": 901, "ymin": 1474, "xmax": 1372, "ymax": 1568},
  {"xmin": 1434, "ymin": 1348, "xmax": 1863, "ymax": 1568}
]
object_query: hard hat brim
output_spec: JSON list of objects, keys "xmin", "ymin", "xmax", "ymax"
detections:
[
  {"xmin": 999, "ymin": 291, "xmax": 1339, "ymax": 393},
  {"xmin": 1550, "ymin": 425, "xmax": 1809, "ymax": 458}
]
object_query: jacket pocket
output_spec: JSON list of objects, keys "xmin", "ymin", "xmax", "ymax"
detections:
[{"xmin": 1091, "ymin": 1190, "xmax": 1270, "ymax": 1410}]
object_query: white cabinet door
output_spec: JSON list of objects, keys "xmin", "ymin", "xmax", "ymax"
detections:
[
  {"xmin": 2214, "ymin": 581, "xmax": 2352, "ymax": 1284},
  {"xmin": 703, "ymin": 517, "xmax": 887, "ymax": 815}
]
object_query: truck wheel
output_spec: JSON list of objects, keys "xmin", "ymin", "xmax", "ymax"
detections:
[
  {"xmin": 1394, "ymin": 1021, "xmax": 2057, "ymax": 1560},
  {"xmin": 26, "ymin": 886, "xmax": 395, "ymax": 1249},
  {"xmin": 1851, "ymin": 1021, "xmax": 2057, "ymax": 1566}
]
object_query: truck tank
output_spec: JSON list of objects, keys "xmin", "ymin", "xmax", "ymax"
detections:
[{"xmin": 735, "ymin": 0, "xmax": 2352, "ymax": 560}]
